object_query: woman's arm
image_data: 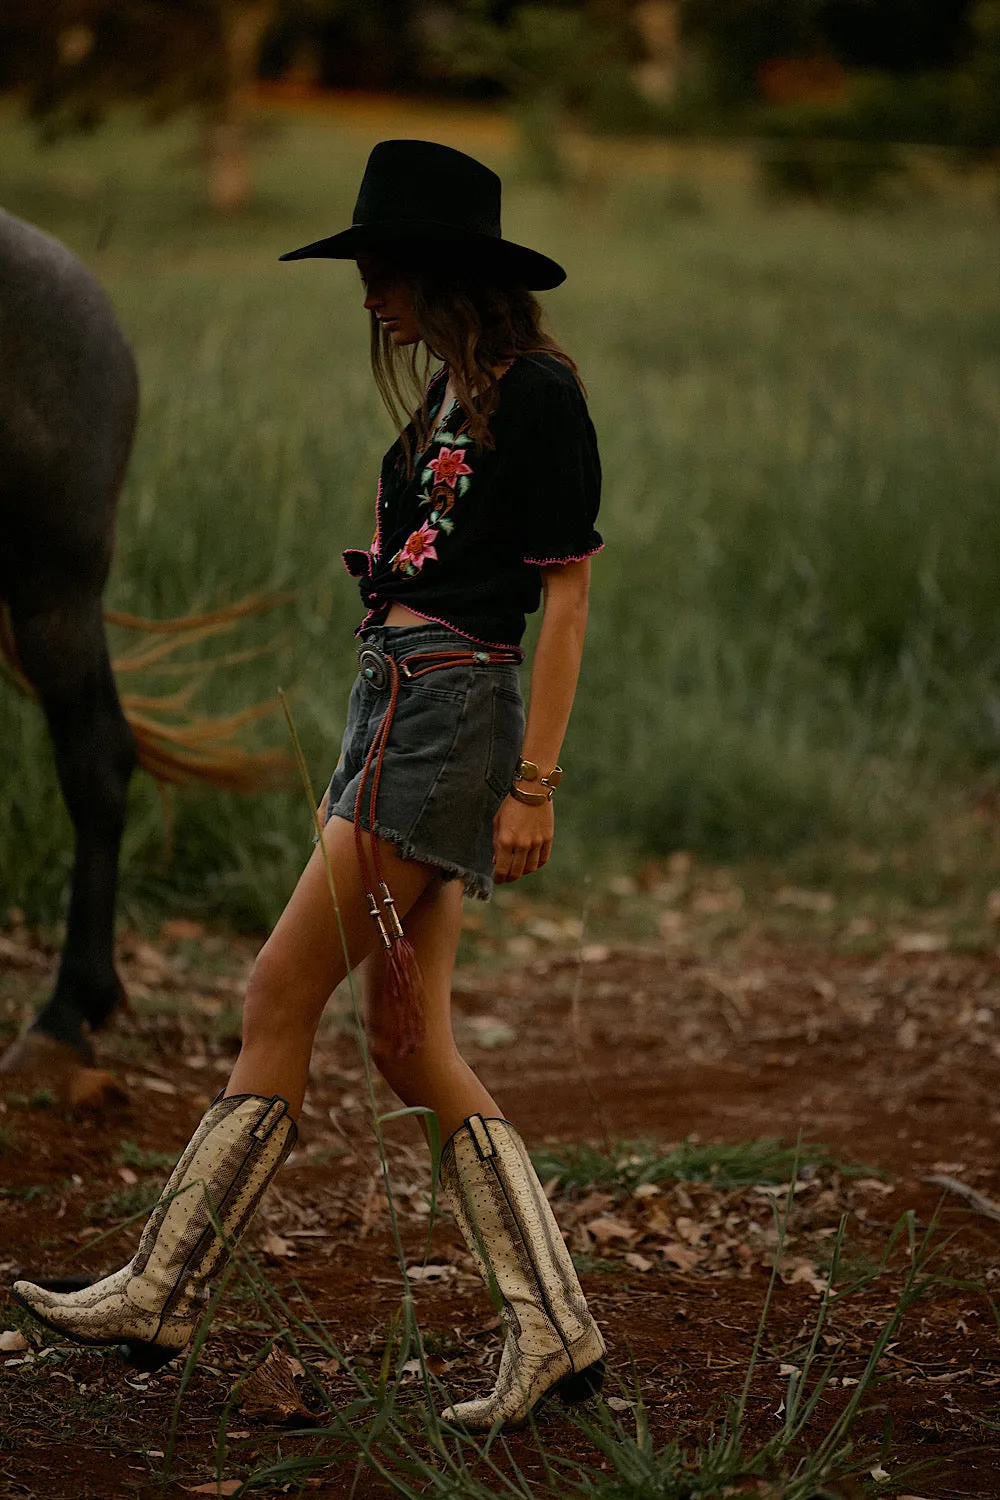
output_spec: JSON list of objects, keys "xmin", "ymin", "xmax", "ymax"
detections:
[{"xmin": 493, "ymin": 558, "xmax": 591, "ymax": 884}]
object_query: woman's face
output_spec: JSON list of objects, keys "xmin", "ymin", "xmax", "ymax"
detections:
[{"xmin": 357, "ymin": 254, "xmax": 420, "ymax": 346}]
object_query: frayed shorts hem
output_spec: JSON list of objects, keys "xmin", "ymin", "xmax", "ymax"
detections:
[{"xmin": 329, "ymin": 811, "xmax": 494, "ymax": 902}]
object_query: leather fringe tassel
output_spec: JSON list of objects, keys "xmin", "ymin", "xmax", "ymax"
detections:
[{"xmin": 385, "ymin": 934, "xmax": 426, "ymax": 1059}]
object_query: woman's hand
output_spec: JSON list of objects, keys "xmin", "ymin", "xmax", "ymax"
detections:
[{"xmin": 493, "ymin": 795, "xmax": 554, "ymax": 883}]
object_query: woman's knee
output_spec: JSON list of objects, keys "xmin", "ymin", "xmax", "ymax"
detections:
[{"xmin": 368, "ymin": 1028, "xmax": 463, "ymax": 1100}]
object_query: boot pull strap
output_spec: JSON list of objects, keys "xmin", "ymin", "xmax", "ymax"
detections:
[
  {"xmin": 466, "ymin": 1115, "xmax": 496, "ymax": 1160},
  {"xmin": 252, "ymin": 1097, "xmax": 292, "ymax": 1141}
]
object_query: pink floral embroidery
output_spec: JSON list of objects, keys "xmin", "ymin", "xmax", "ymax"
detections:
[
  {"xmin": 426, "ymin": 446, "xmax": 473, "ymax": 489},
  {"xmin": 395, "ymin": 521, "xmax": 439, "ymax": 572}
]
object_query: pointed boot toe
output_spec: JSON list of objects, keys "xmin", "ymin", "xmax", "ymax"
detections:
[{"xmin": 11, "ymin": 1093, "xmax": 296, "ymax": 1366}]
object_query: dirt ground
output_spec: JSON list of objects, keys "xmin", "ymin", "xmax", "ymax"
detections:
[{"xmin": 1, "ymin": 905, "xmax": 999, "ymax": 1499}]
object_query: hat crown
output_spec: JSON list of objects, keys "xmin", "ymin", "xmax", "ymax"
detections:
[
  {"xmin": 278, "ymin": 139, "xmax": 565, "ymax": 289},
  {"xmin": 353, "ymin": 140, "xmax": 502, "ymax": 239}
]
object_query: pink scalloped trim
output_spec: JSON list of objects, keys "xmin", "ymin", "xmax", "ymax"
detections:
[
  {"xmin": 524, "ymin": 539, "xmax": 605, "ymax": 567},
  {"xmin": 373, "ymin": 474, "xmax": 384, "ymax": 556}
]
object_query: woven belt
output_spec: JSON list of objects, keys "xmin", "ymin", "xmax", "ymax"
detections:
[{"xmin": 352, "ymin": 643, "xmax": 521, "ymax": 1058}]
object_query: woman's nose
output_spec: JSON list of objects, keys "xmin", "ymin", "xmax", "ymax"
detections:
[{"xmin": 363, "ymin": 288, "xmax": 384, "ymax": 311}]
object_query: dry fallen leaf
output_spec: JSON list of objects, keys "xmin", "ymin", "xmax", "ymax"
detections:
[
  {"xmin": 568, "ymin": 1192, "xmax": 616, "ymax": 1221},
  {"xmin": 643, "ymin": 1207, "xmax": 674, "ymax": 1235},
  {"xmin": 139, "ymin": 1075, "xmax": 178, "ymax": 1096},
  {"xmin": 779, "ymin": 1257, "xmax": 828, "ymax": 1295},
  {"xmin": 896, "ymin": 1019, "xmax": 919, "ymax": 1050},
  {"xmin": 673, "ymin": 1215, "xmax": 707, "ymax": 1244},
  {"xmin": 584, "ymin": 1216, "xmax": 638, "ymax": 1245},
  {"xmin": 658, "ymin": 1242, "xmax": 702, "ymax": 1272},
  {"xmin": 894, "ymin": 932, "xmax": 946, "ymax": 954},
  {"xmin": 182, "ymin": 1483, "xmax": 241, "ymax": 1497},
  {"xmin": 117, "ymin": 1167, "xmax": 139, "ymax": 1186},
  {"xmin": 624, "ymin": 1252, "xmax": 653, "ymax": 1273},
  {"xmin": 405, "ymin": 1263, "xmax": 454, "ymax": 1283},
  {"xmin": 235, "ymin": 1346, "xmax": 309, "ymax": 1425},
  {"xmin": 259, "ymin": 1231, "xmax": 296, "ymax": 1259},
  {"xmin": 580, "ymin": 944, "xmax": 609, "ymax": 964},
  {"xmin": 0, "ymin": 1331, "xmax": 28, "ymax": 1352}
]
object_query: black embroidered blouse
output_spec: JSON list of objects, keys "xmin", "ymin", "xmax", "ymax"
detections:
[{"xmin": 343, "ymin": 352, "xmax": 603, "ymax": 651}]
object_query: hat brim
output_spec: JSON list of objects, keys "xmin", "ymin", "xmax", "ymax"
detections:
[{"xmin": 279, "ymin": 219, "xmax": 565, "ymax": 291}]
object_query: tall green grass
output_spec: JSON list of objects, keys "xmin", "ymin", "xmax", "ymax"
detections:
[{"xmin": 1, "ymin": 111, "xmax": 998, "ymax": 925}]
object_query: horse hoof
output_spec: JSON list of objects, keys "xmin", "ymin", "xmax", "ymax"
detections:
[{"xmin": 66, "ymin": 1069, "xmax": 129, "ymax": 1113}]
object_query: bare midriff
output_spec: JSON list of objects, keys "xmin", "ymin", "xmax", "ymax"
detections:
[{"xmin": 384, "ymin": 603, "xmax": 430, "ymax": 628}]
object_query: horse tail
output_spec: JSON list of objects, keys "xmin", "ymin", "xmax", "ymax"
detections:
[{"xmin": 1, "ymin": 593, "xmax": 293, "ymax": 794}]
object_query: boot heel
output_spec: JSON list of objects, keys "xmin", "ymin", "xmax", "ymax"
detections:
[
  {"xmin": 121, "ymin": 1341, "xmax": 182, "ymax": 1373},
  {"xmin": 556, "ymin": 1357, "xmax": 606, "ymax": 1406}
]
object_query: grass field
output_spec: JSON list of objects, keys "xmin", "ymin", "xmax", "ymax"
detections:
[{"xmin": 1, "ymin": 106, "xmax": 999, "ymax": 930}]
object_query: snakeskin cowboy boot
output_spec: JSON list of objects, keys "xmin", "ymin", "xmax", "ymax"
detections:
[
  {"xmin": 440, "ymin": 1114, "xmax": 606, "ymax": 1430},
  {"xmin": 12, "ymin": 1093, "xmax": 295, "ymax": 1370}
]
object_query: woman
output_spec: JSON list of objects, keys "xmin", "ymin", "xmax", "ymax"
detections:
[{"xmin": 13, "ymin": 140, "xmax": 606, "ymax": 1432}]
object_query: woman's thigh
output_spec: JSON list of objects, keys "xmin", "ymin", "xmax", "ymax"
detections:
[{"xmin": 246, "ymin": 814, "xmax": 439, "ymax": 1039}]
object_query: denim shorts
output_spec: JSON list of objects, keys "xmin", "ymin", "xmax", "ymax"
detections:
[{"xmin": 324, "ymin": 624, "xmax": 525, "ymax": 901}]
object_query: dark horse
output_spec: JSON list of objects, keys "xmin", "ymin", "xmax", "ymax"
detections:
[{"xmin": 0, "ymin": 208, "xmax": 139, "ymax": 1075}]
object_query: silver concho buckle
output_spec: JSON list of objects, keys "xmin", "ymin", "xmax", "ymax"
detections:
[{"xmin": 357, "ymin": 645, "xmax": 390, "ymax": 691}]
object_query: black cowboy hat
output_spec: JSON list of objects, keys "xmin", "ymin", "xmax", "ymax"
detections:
[{"xmin": 279, "ymin": 139, "xmax": 566, "ymax": 291}]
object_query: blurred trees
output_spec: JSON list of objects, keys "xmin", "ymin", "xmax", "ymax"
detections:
[
  {"xmin": 1, "ymin": 1, "xmax": 291, "ymax": 209},
  {"xmin": 680, "ymin": 0, "xmax": 833, "ymax": 109},
  {"xmin": 0, "ymin": 0, "xmax": 995, "ymax": 210},
  {"xmin": 421, "ymin": 0, "xmax": 614, "ymax": 181}
]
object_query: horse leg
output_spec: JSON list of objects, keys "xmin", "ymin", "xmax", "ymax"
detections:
[{"xmin": 8, "ymin": 593, "xmax": 136, "ymax": 1061}]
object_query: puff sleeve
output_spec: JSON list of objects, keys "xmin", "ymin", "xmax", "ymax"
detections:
[{"xmin": 518, "ymin": 376, "xmax": 603, "ymax": 567}]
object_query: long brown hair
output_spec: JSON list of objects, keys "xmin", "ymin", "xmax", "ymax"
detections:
[{"xmin": 365, "ymin": 244, "xmax": 582, "ymax": 471}]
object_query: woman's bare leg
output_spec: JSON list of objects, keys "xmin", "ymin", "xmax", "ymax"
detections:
[
  {"xmin": 225, "ymin": 815, "xmax": 437, "ymax": 1118},
  {"xmin": 363, "ymin": 878, "xmax": 502, "ymax": 1144}
]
